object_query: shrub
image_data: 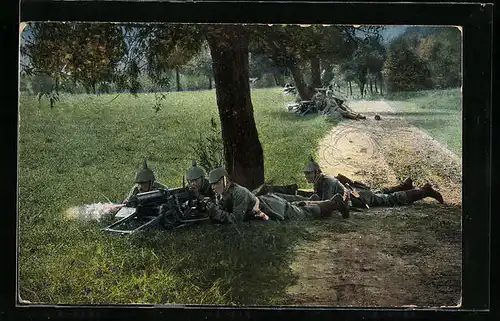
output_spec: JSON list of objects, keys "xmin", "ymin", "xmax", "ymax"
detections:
[{"xmin": 190, "ymin": 117, "xmax": 225, "ymax": 173}]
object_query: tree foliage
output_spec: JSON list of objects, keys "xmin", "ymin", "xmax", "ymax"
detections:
[
  {"xmin": 21, "ymin": 23, "xmax": 127, "ymax": 95},
  {"xmin": 417, "ymin": 28, "xmax": 461, "ymax": 88},
  {"xmin": 384, "ymin": 26, "xmax": 461, "ymax": 92},
  {"xmin": 137, "ymin": 24, "xmax": 204, "ymax": 88},
  {"xmin": 337, "ymin": 33, "xmax": 386, "ymax": 96},
  {"xmin": 182, "ymin": 42, "xmax": 214, "ymax": 89},
  {"xmin": 384, "ymin": 38, "xmax": 432, "ymax": 92}
]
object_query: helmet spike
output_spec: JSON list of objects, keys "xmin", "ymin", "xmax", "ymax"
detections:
[
  {"xmin": 310, "ymin": 155, "xmax": 315, "ymax": 163},
  {"xmin": 143, "ymin": 157, "xmax": 148, "ymax": 169},
  {"xmin": 192, "ymin": 159, "xmax": 197, "ymax": 167}
]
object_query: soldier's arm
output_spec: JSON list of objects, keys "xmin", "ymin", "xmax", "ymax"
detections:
[
  {"xmin": 321, "ymin": 179, "xmax": 348, "ymax": 200},
  {"xmin": 210, "ymin": 188, "xmax": 253, "ymax": 224},
  {"xmin": 335, "ymin": 179, "xmax": 350, "ymax": 201},
  {"xmin": 231, "ymin": 190, "xmax": 255, "ymax": 222},
  {"xmin": 124, "ymin": 185, "xmax": 138, "ymax": 203},
  {"xmin": 321, "ymin": 180, "xmax": 336, "ymax": 200}
]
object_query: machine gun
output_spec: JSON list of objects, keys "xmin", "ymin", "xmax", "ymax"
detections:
[{"xmin": 103, "ymin": 187, "xmax": 212, "ymax": 235}]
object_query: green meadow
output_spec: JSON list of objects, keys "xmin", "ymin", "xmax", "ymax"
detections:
[
  {"xmin": 385, "ymin": 88, "xmax": 462, "ymax": 156},
  {"xmin": 17, "ymin": 87, "xmax": 461, "ymax": 305},
  {"xmin": 17, "ymin": 88, "xmax": 335, "ymax": 305}
]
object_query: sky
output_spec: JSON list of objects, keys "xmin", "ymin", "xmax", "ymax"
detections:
[{"xmin": 379, "ymin": 26, "xmax": 408, "ymax": 44}]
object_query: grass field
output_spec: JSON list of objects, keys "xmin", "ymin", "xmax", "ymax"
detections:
[
  {"xmin": 18, "ymin": 88, "xmax": 335, "ymax": 305},
  {"xmin": 17, "ymin": 87, "xmax": 461, "ymax": 306},
  {"xmin": 385, "ymin": 88, "xmax": 462, "ymax": 156}
]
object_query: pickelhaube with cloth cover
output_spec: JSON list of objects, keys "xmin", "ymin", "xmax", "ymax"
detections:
[
  {"xmin": 187, "ymin": 160, "xmax": 206, "ymax": 181},
  {"xmin": 135, "ymin": 158, "xmax": 156, "ymax": 183},
  {"xmin": 303, "ymin": 156, "xmax": 321, "ymax": 173},
  {"xmin": 208, "ymin": 164, "xmax": 228, "ymax": 184}
]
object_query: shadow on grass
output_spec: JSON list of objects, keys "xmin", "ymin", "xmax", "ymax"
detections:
[
  {"xmin": 108, "ymin": 216, "xmax": 362, "ymax": 306},
  {"xmin": 116, "ymin": 221, "xmax": 317, "ymax": 305},
  {"xmin": 264, "ymin": 109, "xmax": 321, "ymax": 122},
  {"xmin": 362, "ymin": 110, "xmax": 456, "ymax": 117}
]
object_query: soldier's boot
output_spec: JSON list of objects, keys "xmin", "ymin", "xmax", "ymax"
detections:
[
  {"xmin": 405, "ymin": 183, "xmax": 444, "ymax": 204},
  {"xmin": 315, "ymin": 194, "xmax": 350, "ymax": 219},
  {"xmin": 382, "ymin": 177, "xmax": 415, "ymax": 194}
]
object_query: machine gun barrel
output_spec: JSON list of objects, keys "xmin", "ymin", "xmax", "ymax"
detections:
[{"xmin": 127, "ymin": 189, "xmax": 171, "ymax": 207}]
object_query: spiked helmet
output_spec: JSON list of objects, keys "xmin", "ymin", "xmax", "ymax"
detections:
[
  {"xmin": 135, "ymin": 158, "xmax": 156, "ymax": 183},
  {"xmin": 208, "ymin": 164, "xmax": 228, "ymax": 184},
  {"xmin": 303, "ymin": 156, "xmax": 321, "ymax": 173},
  {"xmin": 187, "ymin": 160, "xmax": 206, "ymax": 181}
]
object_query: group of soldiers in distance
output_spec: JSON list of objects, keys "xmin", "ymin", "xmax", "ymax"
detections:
[{"xmin": 123, "ymin": 157, "xmax": 444, "ymax": 224}]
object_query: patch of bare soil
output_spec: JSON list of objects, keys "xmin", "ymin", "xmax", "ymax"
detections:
[{"xmin": 287, "ymin": 100, "xmax": 462, "ymax": 307}]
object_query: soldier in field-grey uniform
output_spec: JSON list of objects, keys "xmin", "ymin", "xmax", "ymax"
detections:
[
  {"xmin": 256, "ymin": 157, "xmax": 444, "ymax": 210},
  {"xmin": 186, "ymin": 160, "xmax": 215, "ymax": 200},
  {"xmin": 253, "ymin": 157, "xmax": 350, "ymax": 203},
  {"xmin": 123, "ymin": 159, "xmax": 167, "ymax": 203},
  {"xmin": 302, "ymin": 158, "xmax": 444, "ymax": 208},
  {"xmin": 336, "ymin": 173, "xmax": 444, "ymax": 209},
  {"xmin": 205, "ymin": 166, "xmax": 350, "ymax": 224}
]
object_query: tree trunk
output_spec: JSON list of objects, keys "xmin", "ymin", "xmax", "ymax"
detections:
[
  {"xmin": 206, "ymin": 26, "xmax": 264, "ymax": 190},
  {"xmin": 208, "ymin": 75, "xmax": 212, "ymax": 90},
  {"xmin": 360, "ymin": 82, "xmax": 365, "ymax": 97},
  {"xmin": 289, "ymin": 63, "xmax": 312, "ymax": 100},
  {"xmin": 272, "ymin": 73, "xmax": 281, "ymax": 87},
  {"xmin": 310, "ymin": 55, "xmax": 322, "ymax": 89},
  {"xmin": 176, "ymin": 68, "xmax": 181, "ymax": 91},
  {"xmin": 374, "ymin": 79, "xmax": 378, "ymax": 93},
  {"xmin": 378, "ymin": 72, "xmax": 383, "ymax": 95},
  {"xmin": 349, "ymin": 81, "xmax": 352, "ymax": 96},
  {"xmin": 55, "ymin": 77, "xmax": 60, "ymax": 94},
  {"xmin": 369, "ymin": 78, "xmax": 373, "ymax": 94}
]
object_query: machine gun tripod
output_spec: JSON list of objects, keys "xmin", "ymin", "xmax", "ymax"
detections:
[{"xmin": 103, "ymin": 188, "xmax": 212, "ymax": 235}]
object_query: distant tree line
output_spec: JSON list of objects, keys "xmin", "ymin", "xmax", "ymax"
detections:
[
  {"xmin": 384, "ymin": 27, "xmax": 461, "ymax": 92},
  {"xmin": 19, "ymin": 23, "xmax": 462, "ymax": 189},
  {"xmin": 20, "ymin": 25, "xmax": 461, "ymax": 101}
]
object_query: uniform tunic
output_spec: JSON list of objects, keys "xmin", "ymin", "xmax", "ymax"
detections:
[
  {"xmin": 210, "ymin": 183, "xmax": 321, "ymax": 224},
  {"xmin": 198, "ymin": 178, "xmax": 215, "ymax": 199},
  {"xmin": 269, "ymin": 174, "xmax": 347, "ymax": 202},
  {"xmin": 314, "ymin": 174, "xmax": 349, "ymax": 200}
]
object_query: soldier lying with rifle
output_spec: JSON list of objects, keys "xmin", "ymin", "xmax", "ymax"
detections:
[
  {"xmin": 254, "ymin": 157, "xmax": 444, "ymax": 212},
  {"xmin": 204, "ymin": 166, "xmax": 349, "ymax": 224}
]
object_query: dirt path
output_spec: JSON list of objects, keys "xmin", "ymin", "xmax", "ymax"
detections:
[{"xmin": 286, "ymin": 100, "xmax": 462, "ymax": 307}]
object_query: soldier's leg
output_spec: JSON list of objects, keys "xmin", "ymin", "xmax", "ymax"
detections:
[
  {"xmin": 293, "ymin": 194, "xmax": 350, "ymax": 219},
  {"xmin": 403, "ymin": 183, "xmax": 444, "ymax": 204},
  {"xmin": 352, "ymin": 189, "xmax": 408, "ymax": 207},
  {"xmin": 368, "ymin": 183, "xmax": 443, "ymax": 206},
  {"xmin": 272, "ymin": 193, "xmax": 309, "ymax": 202},
  {"xmin": 368, "ymin": 192, "xmax": 412, "ymax": 207},
  {"xmin": 376, "ymin": 177, "xmax": 414, "ymax": 194}
]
